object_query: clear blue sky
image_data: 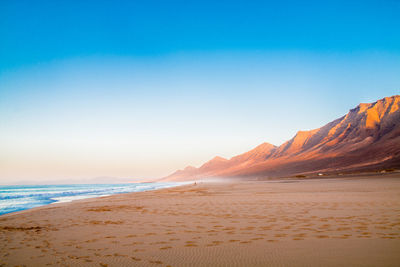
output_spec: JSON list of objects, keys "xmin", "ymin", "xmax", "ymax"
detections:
[{"xmin": 1, "ymin": 0, "xmax": 399, "ymax": 182}]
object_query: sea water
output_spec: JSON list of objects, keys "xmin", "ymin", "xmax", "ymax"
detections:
[{"xmin": 0, "ymin": 182, "xmax": 184, "ymax": 215}]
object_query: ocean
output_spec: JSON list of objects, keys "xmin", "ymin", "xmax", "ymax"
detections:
[{"xmin": 0, "ymin": 182, "xmax": 184, "ymax": 215}]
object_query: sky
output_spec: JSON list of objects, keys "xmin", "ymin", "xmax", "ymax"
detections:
[{"xmin": 1, "ymin": 0, "xmax": 400, "ymax": 183}]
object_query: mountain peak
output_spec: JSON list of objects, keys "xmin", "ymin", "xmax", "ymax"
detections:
[
  {"xmin": 354, "ymin": 95, "xmax": 400, "ymax": 128},
  {"xmin": 183, "ymin": 166, "xmax": 196, "ymax": 171},
  {"xmin": 253, "ymin": 142, "xmax": 276, "ymax": 151},
  {"xmin": 211, "ymin": 156, "xmax": 228, "ymax": 161}
]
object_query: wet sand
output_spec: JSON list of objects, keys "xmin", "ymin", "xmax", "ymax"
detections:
[{"xmin": 1, "ymin": 174, "xmax": 400, "ymax": 266}]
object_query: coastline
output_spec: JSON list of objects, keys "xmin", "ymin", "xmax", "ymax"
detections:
[
  {"xmin": 0, "ymin": 182, "xmax": 189, "ymax": 217},
  {"xmin": 0, "ymin": 182, "xmax": 195, "ymax": 218},
  {"xmin": 1, "ymin": 174, "xmax": 400, "ymax": 266}
]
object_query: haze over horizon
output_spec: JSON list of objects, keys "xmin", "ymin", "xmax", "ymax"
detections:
[{"xmin": 1, "ymin": 0, "xmax": 400, "ymax": 183}]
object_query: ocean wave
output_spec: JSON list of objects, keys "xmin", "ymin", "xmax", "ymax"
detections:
[{"xmin": 0, "ymin": 182, "xmax": 184, "ymax": 215}]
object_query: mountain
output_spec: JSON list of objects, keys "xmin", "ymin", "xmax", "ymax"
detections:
[{"xmin": 163, "ymin": 95, "xmax": 400, "ymax": 181}]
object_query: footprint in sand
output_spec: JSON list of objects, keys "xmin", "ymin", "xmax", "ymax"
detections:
[
  {"xmin": 184, "ymin": 241, "xmax": 198, "ymax": 247},
  {"xmin": 144, "ymin": 232, "xmax": 156, "ymax": 236},
  {"xmin": 208, "ymin": 241, "xmax": 223, "ymax": 246},
  {"xmin": 125, "ymin": 234, "xmax": 137, "ymax": 238},
  {"xmin": 274, "ymin": 233, "xmax": 287, "ymax": 238}
]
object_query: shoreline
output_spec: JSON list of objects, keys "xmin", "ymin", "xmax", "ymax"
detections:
[
  {"xmin": 0, "ymin": 182, "xmax": 190, "ymax": 218},
  {"xmin": 1, "ymin": 174, "xmax": 399, "ymax": 266}
]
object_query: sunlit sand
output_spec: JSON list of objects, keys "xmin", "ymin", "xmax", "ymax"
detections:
[{"xmin": 1, "ymin": 173, "xmax": 399, "ymax": 266}]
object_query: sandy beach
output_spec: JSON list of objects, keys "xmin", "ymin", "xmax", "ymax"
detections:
[{"xmin": 1, "ymin": 174, "xmax": 400, "ymax": 266}]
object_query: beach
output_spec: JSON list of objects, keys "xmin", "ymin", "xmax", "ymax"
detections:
[{"xmin": 1, "ymin": 174, "xmax": 400, "ymax": 266}]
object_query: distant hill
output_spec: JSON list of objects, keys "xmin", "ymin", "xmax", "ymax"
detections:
[{"xmin": 162, "ymin": 95, "xmax": 400, "ymax": 181}]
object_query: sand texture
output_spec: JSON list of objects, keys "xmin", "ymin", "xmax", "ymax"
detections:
[{"xmin": 1, "ymin": 174, "xmax": 400, "ymax": 266}]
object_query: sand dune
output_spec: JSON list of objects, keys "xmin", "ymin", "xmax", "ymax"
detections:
[{"xmin": 1, "ymin": 173, "xmax": 400, "ymax": 266}]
